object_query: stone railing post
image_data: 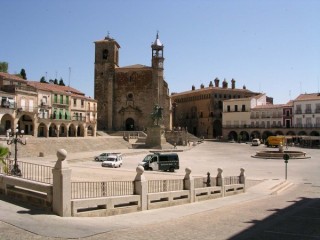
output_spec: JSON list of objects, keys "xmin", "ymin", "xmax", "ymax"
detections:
[
  {"xmin": 239, "ymin": 168, "xmax": 246, "ymax": 192},
  {"xmin": 184, "ymin": 167, "xmax": 194, "ymax": 203},
  {"xmin": 134, "ymin": 166, "xmax": 147, "ymax": 211},
  {"xmin": 216, "ymin": 168, "xmax": 224, "ymax": 197},
  {"xmin": 52, "ymin": 149, "xmax": 71, "ymax": 217}
]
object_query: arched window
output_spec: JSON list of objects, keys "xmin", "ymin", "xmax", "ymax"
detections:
[{"xmin": 102, "ymin": 49, "xmax": 108, "ymax": 60}]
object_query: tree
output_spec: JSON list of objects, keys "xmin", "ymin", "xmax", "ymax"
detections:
[
  {"xmin": 54, "ymin": 78, "xmax": 58, "ymax": 85},
  {"xmin": 0, "ymin": 145, "xmax": 10, "ymax": 173},
  {"xmin": 0, "ymin": 62, "xmax": 8, "ymax": 73},
  {"xmin": 20, "ymin": 68, "xmax": 27, "ymax": 80},
  {"xmin": 59, "ymin": 78, "xmax": 65, "ymax": 86},
  {"xmin": 40, "ymin": 76, "xmax": 47, "ymax": 83}
]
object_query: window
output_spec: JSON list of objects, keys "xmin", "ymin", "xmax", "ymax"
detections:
[
  {"xmin": 81, "ymin": 100, "xmax": 84, "ymax": 107},
  {"xmin": 66, "ymin": 96, "xmax": 69, "ymax": 105},
  {"xmin": 306, "ymin": 104, "xmax": 312, "ymax": 114},
  {"xmin": 73, "ymin": 99, "xmax": 77, "ymax": 106},
  {"xmin": 60, "ymin": 95, "xmax": 63, "ymax": 104},
  {"xmin": 103, "ymin": 49, "xmax": 108, "ymax": 60},
  {"xmin": 296, "ymin": 105, "xmax": 302, "ymax": 114},
  {"xmin": 54, "ymin": 94, "xmax": 57, "ymax": 103},
  {"xmin": 242, "ymin": 105, "xmax": 246, "ymax": 112},
  {"xmin": 227, "ymin": 105, "xmax": 230, "ymax": 112},
  {"xmin": 127, "ymin": 93, "xmax": 133, "ymax": 100},
  {"xmin": 234, "ymin": 105, "xmax": 238, "ymax": 112},
  {"xmin": 306, "ymin": 117, "xmax": 312, "ymax": 127}
]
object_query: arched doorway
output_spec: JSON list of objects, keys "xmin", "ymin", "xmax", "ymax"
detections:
[
  {"xmin": 250, "ymin": 131, "xmax": 261, "ymax": 140},
  {"xmin": 228, "ymin": 131, "xmax": 238, "ymax": 141},
  {"xmin": 38, "ymin": 123, "xmax": 47, "ymax": 137},
  {"xmin": 239, "ymin": 131, "xmax": 249, "ymax": 142},
  {"xmin": 126, "ymin": 118, "xmax": 134, "ymax": 131}
]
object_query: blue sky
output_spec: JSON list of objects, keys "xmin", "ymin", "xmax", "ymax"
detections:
[{"xmin": 2, "ymin": 0, "xmax": 320, "ymax": 104}]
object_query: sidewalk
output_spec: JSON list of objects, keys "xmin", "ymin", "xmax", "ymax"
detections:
[{"xmin": 0, "ymin": 179, "xmax": 286, "ymax": 239}]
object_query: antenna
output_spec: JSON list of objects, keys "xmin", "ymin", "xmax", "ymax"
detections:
[
  {"xmin": 289, "ymin": 90, "xmax": 291, "ymax": 100},
  {"xmin": 68, "ymin": 67, "xmax": 71, "ymax": 87},
  {"xmin": 45, "ymin": 72, "xmax": 47, "ymax": 81},
  {"xmin": 300, "ymin": 81, "xmax": 302, "ymax": 94}
]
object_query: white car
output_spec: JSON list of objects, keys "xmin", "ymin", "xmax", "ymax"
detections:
[
  {"xmin": 101, "ymin": 154, "xmax": 123, "ymax": 168},
  {"xmin": 251, "ymin": 139, "xmax": 261, "ymax": 146}
]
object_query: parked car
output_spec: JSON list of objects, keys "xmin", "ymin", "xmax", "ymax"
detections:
[
  {"xmin": 101, "ymin": 154, "xmax": 123, "ymax": 168},
  {"xmin": 251, "ymin": 138, "xmax": 261, "ymax": 146},
  {"xmin": 94, "ymin": 152, "xmax": 121, "ymax": 161}
]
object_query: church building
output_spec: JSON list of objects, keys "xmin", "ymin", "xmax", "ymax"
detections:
[{"xmin": 94, "ymin": 33, "xmax": 170, "ymax": 131}]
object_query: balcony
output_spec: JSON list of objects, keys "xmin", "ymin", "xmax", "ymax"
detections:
[{"xmin": 295, "ymin": 110, "xmax": 302, "ymax": 114}]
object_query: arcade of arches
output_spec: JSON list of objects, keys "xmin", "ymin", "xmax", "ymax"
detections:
[
  {"xmin": 224, "ymin": 129, "xmax": 320, "ymax": 142},
  {"xmin": 0, "ymin": 113, "xmax": 96, "ymax": 137}
]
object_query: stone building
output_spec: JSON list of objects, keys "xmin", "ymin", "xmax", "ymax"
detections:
[
  {"xmin": 170, "ymin": 78, "xmax": 259, "ymax": 138},
  {"xmin": 94, "ymin": 33, "xmax": 170, "ymax": 131}
]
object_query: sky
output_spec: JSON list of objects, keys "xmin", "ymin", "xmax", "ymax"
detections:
[{"xmin": 2, "ymin": 0, "xmax": 320, "ymax": 104}]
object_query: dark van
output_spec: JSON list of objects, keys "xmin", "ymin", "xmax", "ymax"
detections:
[{"xmin": 139, "ymin": 152, "xmax": 179, "ymax": 172}]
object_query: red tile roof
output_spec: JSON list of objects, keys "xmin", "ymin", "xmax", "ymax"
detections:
[
  {"xmin": 294, "ymin": 93, "xmax": 320, "ymax": 101},
  {"xmin": 27, "ymin": 81, "xmax": 84, "ymax": 95},
  {"xmin": 0, "ymin": 72, "xmax": 26, "ymax": 82}
]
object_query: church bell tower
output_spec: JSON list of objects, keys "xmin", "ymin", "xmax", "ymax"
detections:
[
  {"xmin": 151, "ymin": 32, "xmax": 165, "ymax": 105},
  {"xmin": 94, "ymin": 34, "xmax": 120, "ymax": 130}
]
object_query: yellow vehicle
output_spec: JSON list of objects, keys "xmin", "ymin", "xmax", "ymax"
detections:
[{"xmin": 265, "ymin": 136, "xmax": 286, "ymax": 147}]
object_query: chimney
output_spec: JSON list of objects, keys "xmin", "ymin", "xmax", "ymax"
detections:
[
  {"xmin": 192, "ymin": 85, "xmax": 195, "ymax": 90},
  {"xmin": 231, "ymin": 78, "xmax": 235, "ymax": 89},
  {"xmin": 243, "ymin": 85, "xmax": 246, "ymax": 90},
  {"xmin": 209, "ymin": 81, "xmax": 213, "ymax": 87},
  {"xmin": 214, "ymin": 78, "xmax": 220, "ymax": 87},
  {"xmin": 222, "ymin": 78, "xmax": 228, "ymax": 88},
  {"xmin": 200, "ymin": 83, "xmax": 204, "ymax": 89}
]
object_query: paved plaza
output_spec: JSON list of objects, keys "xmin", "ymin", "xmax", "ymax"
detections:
[{"xmin": 0, "ymin": 141, "xmax": 319, "ymax": 239}]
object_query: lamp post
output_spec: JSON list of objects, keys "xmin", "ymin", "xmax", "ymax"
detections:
[{"xmin": 6, "ymin": 126, "xmax": 27, "ymax": 176}]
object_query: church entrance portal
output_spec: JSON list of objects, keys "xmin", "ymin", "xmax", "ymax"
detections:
[{"xmin": 126, "ymin": 118, "xmax": 135, "ymax": 131}]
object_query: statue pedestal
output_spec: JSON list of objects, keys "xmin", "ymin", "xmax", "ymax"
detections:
[{"xmin": 146, "ymin": 125, "xmax": 166, "ymax": 149}]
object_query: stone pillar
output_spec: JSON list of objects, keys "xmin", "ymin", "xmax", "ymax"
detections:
[
  {"xmin": 239, "ymin": 168, "xmax": 246, "ymax": 192},
  {"xmin": 184, "ymin": 167, "xmax": 194, "ymax": 203},
  {"xmin": 216, "ymin": 168, "xmax": 224, "ymax": 197},
  {"xmin": 134, "ymin": 166, "xmax": 147, "ymax": 211},
  {"xmin": 52, "ymin": 149, "xmax": 71, "ymax": 217}
]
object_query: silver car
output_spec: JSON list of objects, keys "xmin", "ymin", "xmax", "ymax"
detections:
[{"xmin": 94, "ymin": 152, "xmax": 121, "ymax": 161}]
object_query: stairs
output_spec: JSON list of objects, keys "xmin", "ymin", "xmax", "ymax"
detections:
[
  {"xmin": 270, "ymin": 180, "xmax": 294, "ymax": 195},
  {"xmin": 5, "ymin": 136, "xmax": 131, "ymax": 158}
]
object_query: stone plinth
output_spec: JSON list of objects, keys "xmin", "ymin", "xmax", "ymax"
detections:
[{"xmin": 145, "ymin": 125, "xmax": 167, "ymax": 149}]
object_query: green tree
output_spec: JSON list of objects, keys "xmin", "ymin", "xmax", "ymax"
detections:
[
  {"xmin": 40, "ymin": 76, "xmax": 47, "ymax": 83},
  {"xmin": 0, "ymin": 145, "xmax": 10, "ymax": 173},
  {"xmin": 59, "ymin": 78, "xmax": 65, "ymax": 86},
  {"xmin": 20, "ymin": 68, "xmax": 27, "ymax": 79},
  {"xmin": 0, "ymin": 62, "xmax": 8, "ymax": 73},
  {"xmin": 54, "ymin": 78, "xmax": 58, "ymax": 84}
]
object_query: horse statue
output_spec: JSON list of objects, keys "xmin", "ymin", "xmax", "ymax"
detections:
[{"xmin": 151, "ymin": 104, "xmax": 163, "ymax": 126}]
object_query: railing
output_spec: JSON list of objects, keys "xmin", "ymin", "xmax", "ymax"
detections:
[
  {"xmin": 224, "ymin": 176, "xmax": 240, "ymax": 185},
  {"xmin": 194, "ymin": 177, "xmax": 217, "ymax": 188},
  {"xmin": 71, "ymin": 181, "xmax": 135, "ymax": 199},
  {"xmin": 0, "ymin": 159, "xmax": 53, "ymax": 184},
  {"xmin": 148, "ymin": 179, "xmax": 184, "ymax": 193}
]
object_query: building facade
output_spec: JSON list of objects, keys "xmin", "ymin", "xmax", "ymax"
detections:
[
  {"xmin": 94, "ymin": 33, "xmax": 170, "ymax": 132},
  {"xmin": 0, "ymin": 72, "xmax": 97, "ymax": 137},
  {"xmin": 222, "ymin": 93, "xmax": 320, "ymax": 142},
  {"xmin": 170, "ymin": 78, "xmax": 260, "ymax": 138}
]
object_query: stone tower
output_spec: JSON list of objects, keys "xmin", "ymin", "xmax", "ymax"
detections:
[
  {"xmin": 94, "ymin": 34, "xmax": 120, "ymax": 130},
  {"xmin": 151, "ymin": 32, "xmax": 165, "ymax": 106}
]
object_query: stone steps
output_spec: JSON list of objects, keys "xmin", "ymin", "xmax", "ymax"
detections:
[{"xmin": 6, "ymin": 136, "xmax": 131, "ymax": 158}]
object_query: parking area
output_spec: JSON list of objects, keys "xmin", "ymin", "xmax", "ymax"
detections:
[{"xmin": 20, "ymin": 141, "xmax": 320, "ymax": 186}]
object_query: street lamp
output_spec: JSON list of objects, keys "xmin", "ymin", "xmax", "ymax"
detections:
[{"xmin": 6, "ymin": 126, "xmax": 27, "ymax": 176}]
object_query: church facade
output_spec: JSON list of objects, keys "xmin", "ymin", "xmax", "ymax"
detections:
[{"xmin": 94, "ymin": 33, "xmax": 170, "ymax": 131}]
